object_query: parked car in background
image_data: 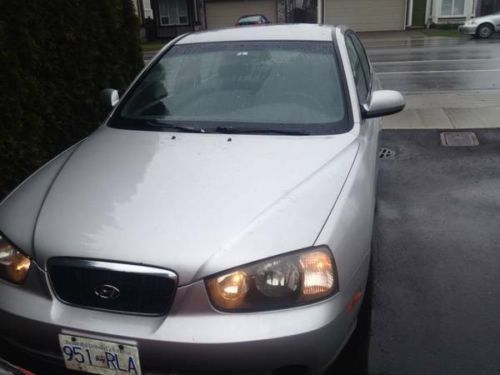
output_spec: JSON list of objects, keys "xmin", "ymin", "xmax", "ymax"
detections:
[
  {"xmin": 459, "ymin": 11, "xmax": 500, "ymax": 38},
  {"xmin": 0, "ymin": 24, "xmax": 404, "ymax": 375},
  {"xmin": 235, "ymin": 14, "xmax": 271, "ymax": 26}
]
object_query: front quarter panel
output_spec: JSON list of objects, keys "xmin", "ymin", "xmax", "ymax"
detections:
[
  {"xmin": 0, "ymin": 142, "xmax": 82, "ymax": 256},
  {"xmin": 320, "ymin": 29, "xmax": 381, "ymax": 294},
  {"xmin": 315, "ymin": 116, "xmax": 380, "ymax": 295}
]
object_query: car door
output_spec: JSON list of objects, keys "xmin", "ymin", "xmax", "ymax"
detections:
[{"xmin": 344, "ymin": 30, "xmax": 381, "ymax": 215}]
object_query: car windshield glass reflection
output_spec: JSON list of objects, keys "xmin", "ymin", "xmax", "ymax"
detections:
[{"xmin": 115, "ymin": 41, "xmax": 350, "ymax": 135}]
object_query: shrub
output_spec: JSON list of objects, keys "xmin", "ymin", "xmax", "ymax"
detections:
[
  {"xmin": 0, "ymin": 0, "xmax": 143, "ymax": 199},
  {"xmin": 428, "ymin": 22, "xmax": 462, "ymax": 29}
]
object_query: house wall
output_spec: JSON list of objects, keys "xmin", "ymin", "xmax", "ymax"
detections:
[
  {"xmin": 276, "ymin": 0, "xmax": 286, "ymax": 22},
  {"xmin": 150, "ymin": 0, "xmax": 196, "ymax": 39},
  {"xmin": 324, "ymin": 0, "xmax": 407, "ymax": 31},
  {"xmin": 205, "ymin": 0, "xmax": 278, "ymax": 29},
  {"xmin": 430, "ymin": 0, "xmax": 476, "ymax": 24},
  {"xmin": 146, "ymin": 0, "xmax": 417, "ymax": 36},
  {"xmin": 143, "ymin": 0, "xmax": 154, "ymax": 18}
]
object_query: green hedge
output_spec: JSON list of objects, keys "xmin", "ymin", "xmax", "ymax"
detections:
[{"xmin": 0, "ymin": 0, "xmax": 144, "ymax": 199}]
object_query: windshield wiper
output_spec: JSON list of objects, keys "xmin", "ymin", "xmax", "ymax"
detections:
[
  {"xmin": 145, "ymin": 120, "xmax": 206, "ymax": 133},
  {"xmin": 215, "ymin": 126, "xmax": 310, "ymax": 136}
]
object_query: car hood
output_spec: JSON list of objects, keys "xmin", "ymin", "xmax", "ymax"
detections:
[
  {"xmin": 470, "ymin": 15, "xmax": 495, "ymax": 22},
  {"xmin": 33, "ymin": 126, "xmax": 358, "ymax": 285}
]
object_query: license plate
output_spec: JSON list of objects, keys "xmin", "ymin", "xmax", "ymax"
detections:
[{"xmin": 58, "ymin": 334, "xmax": 142, "ymax": 375}]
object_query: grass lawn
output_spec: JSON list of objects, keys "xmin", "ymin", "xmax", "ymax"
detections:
[
  {"xmin": 141, "ymin": 41, "xmax": 166, "ymax": 52},
  {"xmin": 421, "ymin": 29, "xmax": 466, "ymax": 37}
]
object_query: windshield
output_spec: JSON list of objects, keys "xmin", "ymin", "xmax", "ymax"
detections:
[{"xmin": 112, "ymin": 41, "xmax": 350, "ymax": 135}]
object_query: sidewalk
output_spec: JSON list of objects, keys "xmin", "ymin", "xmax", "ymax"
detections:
[
  {"xmin": 358, "ymin": 30, "xmax": 428, "ymax": 41},
  {"xmin": 383, "ymin": 90, "xmax": 500, "ymax": 129}
]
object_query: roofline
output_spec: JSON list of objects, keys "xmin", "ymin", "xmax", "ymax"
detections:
[{"xmin": 176, "ymin": 24, "xmax": 340, "ymax": 44}]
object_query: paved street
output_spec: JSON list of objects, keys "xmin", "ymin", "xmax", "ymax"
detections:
[
  {"xmin": 363, "ymin": 33, "xmax": 500, "ymax": 92},
  {"xmin": 360, "ymin": 32, "xmax": 500, "ymax": 129}
]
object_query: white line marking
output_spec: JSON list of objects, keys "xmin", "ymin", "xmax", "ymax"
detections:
[
  {"xmin": 377, "ymin": 69, "xmax": 500, "ymax": 75},
  {"xmin": 373, "ymin": 58, "xmax": 500, "ymax": 65}
]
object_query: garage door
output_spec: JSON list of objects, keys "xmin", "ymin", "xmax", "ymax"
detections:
[
  {"xmin": 206, "ymin": 0, "xmax": 277, "ymax": 29},
  {"xmin": 324, "ymin": 0, "xmax": 406, "ymax": 31}
]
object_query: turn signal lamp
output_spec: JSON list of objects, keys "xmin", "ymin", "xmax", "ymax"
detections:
[{"xmin": 0, "ymin": 233, "xmax": 31, "ymax": 284}]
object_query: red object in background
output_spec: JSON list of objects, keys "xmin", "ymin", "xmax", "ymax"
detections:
[{"xmin": 0, "ymin": 357, "xmax": 36, "ymax": 375}]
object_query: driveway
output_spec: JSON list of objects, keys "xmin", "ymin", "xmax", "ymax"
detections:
[{"xmin": 370, "ymin": 129, "xmax": 500, "ymax": 375}]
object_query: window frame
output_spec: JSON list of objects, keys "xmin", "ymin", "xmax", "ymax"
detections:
[
  {"xmin": 344, "ymin": 31, "xmax": 372, "ymax": 105},
  {"xmin": 439, "ymin": 0, "xmax": 466, "ymax": 17},
  {"xmin": 158, "ymin": 0, "xmax": 189, "ymax": 26}
]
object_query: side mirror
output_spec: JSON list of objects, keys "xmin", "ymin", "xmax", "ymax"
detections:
[
  {"xmin": 100, "ymin": 89, "xmax": 120, "ymax": 110},
  {"xmin": 362, "ymin": 90, "xmax": 405, "ymax": 119}
]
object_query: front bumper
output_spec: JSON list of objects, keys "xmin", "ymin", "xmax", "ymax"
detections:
[
  {"xmin": 458, "ymin": 25, "xmax": 477, "ymax": 35},
  {"xmin": 0, "ymin": 254, "xmax": 369, "ymax": 374}
]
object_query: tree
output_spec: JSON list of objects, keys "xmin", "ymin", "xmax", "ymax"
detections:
[{"xmin": 0, "ymin": 0, "xmax": 144, "ymax": 199}]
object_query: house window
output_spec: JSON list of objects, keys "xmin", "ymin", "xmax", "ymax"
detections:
[
  {"xmin": 441, "ymin": 0, "xmax": 465, "ymax": 16},
  {"xmin": 158, "ymin": 0, "xmax": 189, "ymax": 26}
]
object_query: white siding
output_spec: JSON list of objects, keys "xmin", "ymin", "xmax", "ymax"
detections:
[
  {"xmin": 143, "ymin": 0, "xmax": 154, "ymax": 19},
  {"xmin": 206, "ymin": 0, "xmax": 277, "ymax": 29},
  {"xmin": 324, "ymin": 0, "xmax": 406, "ymax": 31}
]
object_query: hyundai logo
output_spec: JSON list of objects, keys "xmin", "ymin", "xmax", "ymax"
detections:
[{"xmin": 94, "ymin": 284, "xmax": 120, "ymax": 300}]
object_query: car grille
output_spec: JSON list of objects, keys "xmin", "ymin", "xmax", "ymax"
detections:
[{"xmin": 48, "ymin": 259, "xmax": 177, "ymax": 316}]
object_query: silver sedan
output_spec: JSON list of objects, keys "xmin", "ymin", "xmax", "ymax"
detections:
[
  {"xmin": 459, "ymin": 12, "xmax": 500, "ymax": 38},
  {"xmin": 0, "ymin": 24, "xmax": 404, "ymax": 375}
]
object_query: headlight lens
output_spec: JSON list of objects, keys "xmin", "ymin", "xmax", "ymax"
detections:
[
  {"xmin": 206, "ymin": 246, "xmax": 338, "ymax": 312},
  {"xmin": 0, "ymin": 234, "xmax": 31, "ymax": 284}
]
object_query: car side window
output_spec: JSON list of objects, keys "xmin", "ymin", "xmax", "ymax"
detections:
[
  {"xmin": 345, "ymin": 34, "xmax": 368, "ymax": 103},
  {"xmin": 350, "ymin": 33, "xmax": 372, "ymax": 92}
]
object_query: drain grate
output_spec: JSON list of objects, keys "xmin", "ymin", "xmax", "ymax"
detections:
[
  {"xmin": 440, "ymin": 132, "xmax": 479, "ymax": 147},
  {"xmin": 379, "ymin": 147, "xmax": 396, "ymax": 159}
]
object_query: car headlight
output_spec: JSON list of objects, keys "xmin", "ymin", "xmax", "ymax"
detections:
[
  {"xmin": 206, "ymin": 246, "xmax": 338, "ymax": 312},
  {"xmin": 0, "ymin": 233, "xmax": 31, "ymax": 284}
]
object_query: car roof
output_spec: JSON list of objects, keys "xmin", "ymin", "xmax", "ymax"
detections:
[
  {"xmin": 238, "ymin": 14, "xmax": 267, "ymax": 19},
  {"xmin": 177, "ymin": 24, "xmax": 338, "ymax": 44}
]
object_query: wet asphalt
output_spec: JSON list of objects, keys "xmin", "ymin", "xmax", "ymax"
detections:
[
  {"xmin": 328, "ymin": 130, "xmax": 500, "ymax": 375},
  {"xmin": 363, "ymin": 34, "xmax": 500, "ymax": 92},
  {"xmin": 370, "ymin": 129, "xmax": 500, "ymax": 375}
]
